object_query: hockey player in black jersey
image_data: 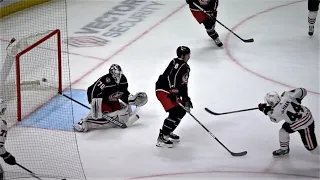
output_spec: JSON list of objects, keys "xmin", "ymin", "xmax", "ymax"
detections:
[
  {"xmin": 308, "ymin": 0, "xmax": 319, "ymax": 36},
  {"xmin": 155, "ymin": 46, "xmax": 193, "ymax": 148},
  {"xmin": 186, "ymin": 0, "xmax": 223, "ymax": 47},
  {"xmin": 74, "ymin": 64, "xmax": 148, "ymax": 132}
]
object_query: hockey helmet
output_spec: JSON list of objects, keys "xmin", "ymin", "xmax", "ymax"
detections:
[
  {"xmin": 176, "ymin": 46, "xmax": 191, "ymax": 58},
  {"xmin": 264, "ymin": 91, "xmax": 280, "ymax": 107},
  {"xmin": 109, "ymin": 64, "xmax": 123, "ymax": 84},
  {"xmin": 0, "ymin": 99, "xmax": 7, "ymax": 114}
]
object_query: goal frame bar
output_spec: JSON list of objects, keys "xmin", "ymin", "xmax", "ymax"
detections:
[{"xmin": 15, "ymin": 29, "xmax": 62, "ymax": 121}]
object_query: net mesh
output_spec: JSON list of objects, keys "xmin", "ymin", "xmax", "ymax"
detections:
[{"xmin": 0, "ymin": 0, "xmax": 86, "ymax": 179}]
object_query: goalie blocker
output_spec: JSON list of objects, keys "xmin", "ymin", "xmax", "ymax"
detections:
[{"xmin": 73, "ymin": 64, "xmax": 148, "ymax": 132}]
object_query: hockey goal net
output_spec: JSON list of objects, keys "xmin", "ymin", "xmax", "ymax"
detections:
[{"xmin": 0, "ymin": 29, "xmax": 63, "ymax": 126}]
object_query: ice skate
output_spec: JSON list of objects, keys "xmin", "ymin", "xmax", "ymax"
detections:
[
  {"xmin": 169, "ymin": 132, "xmax": 180, "ymax": 142},
  {"xmin": 309, "ymin": 26, "xmax": 314, "ymax": 36},
  {"xmin": 156, "ymin": 129, "xmax": 173, "ymax": 148},
  {"xmin": 214, "ymin": 37, "xmax": 223, "ymax": 47},
  {"xmin": 272, "ymin": 148, "xmax": 289, "ymax": 157},
  {"xmin": 73, "ymin": 120, "xmax": 88, "ymax": 132}
]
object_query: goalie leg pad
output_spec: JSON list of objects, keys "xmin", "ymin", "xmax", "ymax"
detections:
[{"xmin": 89, "ymin": 98, "xmax": 103, "ymax": 119}]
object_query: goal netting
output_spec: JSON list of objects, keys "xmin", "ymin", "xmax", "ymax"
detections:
[{"xmin": 0, "ymin": 1, "xmax": 86, "ymax": 179}]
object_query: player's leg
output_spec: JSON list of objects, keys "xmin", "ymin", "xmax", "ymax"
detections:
[
  {"xmin": 273, "ymin": 122, "xmax": 294, "ymax": 157},
  {"xmin": 0, "ymin": 164, "xmax": 3, "ymax": 180},
  {"xmin": 308, "ymin": 0, "xmax": 319, "ymax": 36},
  {"xmin": 73, "ymin": 98, "xmax": 105, "ymax": 132},
  {"xmin": 166, "ymin": 106, "xmax": 186, "ymax": 142},
  {"xmin": 202, "ymin": 18, "xmax": 223, "ymax": 47},
  {"xmin": 155, "ymin": 91, "xmax": 186, "ymax": 148},
  {"xmin": 190, "ymin": 9, "xmax": 222, "ymax": 47},
  {"xmin": 0, "ymin": 39, "xmax": 17, "ymax": 100},
  {"xmin": 297, "ymin": 121, "xmax": 319, "ymax": 155}
]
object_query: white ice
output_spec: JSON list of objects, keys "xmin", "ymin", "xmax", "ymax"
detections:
[{"xmin": 0, "ymin": 0, "xmax": 319, "ymax": 179}]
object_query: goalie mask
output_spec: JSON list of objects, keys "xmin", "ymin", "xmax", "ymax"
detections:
[
  {"xmin": 265, "ymin": 91, "xmax": 280, "ymax": 107},
  {"xmin": 109, "ymin": 64, "xmax": 123, "ymax": 84}
]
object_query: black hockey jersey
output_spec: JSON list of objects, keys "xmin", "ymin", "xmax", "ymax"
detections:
[
  {"xmin": 188, "ymin": 0, "xmax": 219, "ymax": 11},
  {"xmin": 156, "ymin": 58, "xmax": 190, "ymax": 98},
  {"xmin": 87, "ymin": 73, "xmax": 130, "ymax": 104}
]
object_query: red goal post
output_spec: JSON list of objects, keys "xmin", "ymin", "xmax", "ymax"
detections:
[{"xmin": 13, "ymin": 29, "xmax": 62, "ymax": 122}]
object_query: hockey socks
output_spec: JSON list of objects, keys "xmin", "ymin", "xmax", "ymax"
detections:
[
  {"xmin": 308, "ymin": 11, "xmax": 318, "ymax": 36},
  {"xmin": 161, "ymin": 117, "xmax": 176, "ymax": 135}
]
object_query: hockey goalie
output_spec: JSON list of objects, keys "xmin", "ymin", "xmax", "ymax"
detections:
[{"xmin": 73, "ymin": 64, "xmax": 148, "ymax": 132}]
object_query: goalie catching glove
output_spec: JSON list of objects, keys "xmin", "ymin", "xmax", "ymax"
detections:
[{"xmin": 128, "ymin": 92, "xmax": 148, "ymax": 107}]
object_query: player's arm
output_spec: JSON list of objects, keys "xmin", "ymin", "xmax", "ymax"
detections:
[
  {"xmin": 282, "ymin": 88, "xmax": 307, "ymax": 103},
  {"xmin": 177, "ymin": 65, "xmax": 193, "ymax": 109},
  {"xmin": 163, "ymin": 60, "xmax": 176, "ymax": 88},
  {"xmin": 0, "ymin": 120, "xmax": 16, "ymax": 165},
  {"xmin": 266, "ymin": 108, "xmax": 282, "ymax": 123},
  {"xmin": 177, "ymin": 65, "xmax": 190, "ymax": 98},
  {"xmin": 258, "ymin": 103, "xmax": 282, "ymax": 123},
  {"xmin": 119, "ymin": 75, "xmax": 130, "ymax": 104}
]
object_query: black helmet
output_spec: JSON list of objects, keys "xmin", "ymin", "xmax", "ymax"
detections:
[{"xmin": 176, "ymin": 46, "xmax": 190, "ymax": 58}]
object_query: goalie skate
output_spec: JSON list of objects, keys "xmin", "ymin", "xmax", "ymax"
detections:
[
  {"xmin": 156, "ymin": 129, "xmax": 173, "ymax": 148},
  {"xmin": 273, "ymin": 148, "xmax": 289, "ymax": 157},
  {"xmin": 73, "ymin": 120, "xmax": 88, "ymax": 132}
]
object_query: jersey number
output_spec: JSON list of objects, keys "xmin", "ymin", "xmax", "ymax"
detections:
[
  {"xmin": 97, "ymin": 81, "xmax": 106, "ymax": 90},
  {"xmin": 286, "ymin": 102, "xmax": 304, "ymax": 122},
  {"xmin": 0, "ymin": 130, "xmax": 7, "ymax": 138}
]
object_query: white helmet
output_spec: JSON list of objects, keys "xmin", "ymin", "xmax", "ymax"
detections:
[
  {"xmin": 0, "ymin": 99, "xmax": 7, "ymax": 114},
  {"xmin": 264, "ymin": 91, "xmax": 280, "ymax": 107}
]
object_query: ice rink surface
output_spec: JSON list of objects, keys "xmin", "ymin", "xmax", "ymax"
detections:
[{"xmin": 0, "ymin": 0, "xmax": 319, "ymax": 179}]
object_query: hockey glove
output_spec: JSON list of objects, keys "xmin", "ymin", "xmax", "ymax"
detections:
[
  {"xmin": 205, "ymin": 10, "xmax": 217, "ymax": 19},
  {"xmin": 183, "ymin": 96, "xmax": 193, "ymax": 111},
  {"xmin": 258, "ymin": 103, "xmax": 272, "ymax": 115},
  {"xmin": 167, "ymin": 88, "xmax": 179, "ymax": 102},
  {"xmin": 1, "ymin": 152, "xmax": 16, "ymax": 165},
  {"xmin": 258, "ymin": 103, "xmax": 266, "ymax": 111}
]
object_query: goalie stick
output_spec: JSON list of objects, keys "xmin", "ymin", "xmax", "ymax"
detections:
[
  {"xmin": 58, "ymin": 92, "xmax": 128, "ymax": 128},
  {"xmin": 205, "ymin": 107, "xmax": 259, "ymax": 115},
  {"xmin": 178, "ymin": 102, "xmax": 247, "ymax": 157},
  {"xmin": 192, "ymin": 2, "xmax": 254, "ymax": 43}
]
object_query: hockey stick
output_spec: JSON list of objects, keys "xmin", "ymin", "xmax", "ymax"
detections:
[
  {"xmin": 178, "ymin": 103, "xmax": 247, "ymax": 156},
  {"xmin": 192, "ymin": 2, "xmax": 254, "ymax": 43},
  {"xmin": 58, "ymin": 91, "xmax": 90, "ymax": 109},
  {"xmin": 205, "ymin": 107, "xmax": 259, "ymax": 115},
  {"xmin": 5, "ymin": 38, "xmax": 16, "ymax": 50},
  {"xmin": 16, "ymin": 163, "xmax": 42, "ymax": 180}
]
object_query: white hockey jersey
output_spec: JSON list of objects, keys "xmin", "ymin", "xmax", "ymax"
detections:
[
  {"xmin": 0, "ymin": 116, "xmax": 8, "ymax": 156},
  {"xmin": 267, "ymin": 88, "xmax": 313, "ymax": 131}
]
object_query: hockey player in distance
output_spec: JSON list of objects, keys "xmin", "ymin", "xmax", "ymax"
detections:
[
  {"xmin": 186, "ymin": 0, "xmax": 223, "ymax": 47},
  {"xmin": 308, "ymin": 0, "xmax": 319, "ymax": 36},
  {"xmin": 155, "ymin": 46, "xmax": 193, "ymax": 148},
  {"xmin": 73, "ymin": 64, "xmax": 148, "ymax": 132},
  {"xmin": 0, "ymin": 99, "xmax": 16, "ymax": 179},
  {"xmin": 258, "ymin": 88, "xmax": 319, "ymax": 157}
]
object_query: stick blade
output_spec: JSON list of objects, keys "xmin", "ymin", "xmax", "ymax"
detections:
[
  {"xmin": 243, "ymin": 38, "xmax": 254, "ymax": 43},
  {"xmin": 204, "ymin": 108, "xmax": 222, "ymax": 115},
  {"xmin": 231, "ymin": 151, "xmax": 247, "ymax": 156}
]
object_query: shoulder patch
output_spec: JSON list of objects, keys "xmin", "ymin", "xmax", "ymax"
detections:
[
  {"xmin": 182, "ymin": 73, "xmax": 189, "ymax": 83},
  {"xmin": 105, "ymin": 77, "xmax": 111, "ymax": 83}
]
